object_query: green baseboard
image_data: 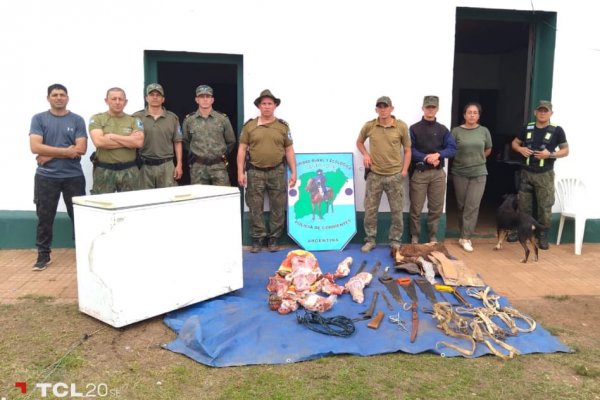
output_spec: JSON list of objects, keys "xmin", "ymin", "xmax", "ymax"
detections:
[
  {"xmin": 2, "ymin": 210, "xmax": 598, "ymax": 249},
  {"xmin": 0, "ymin": 211, "xmax": 74, "ymax": 249}
]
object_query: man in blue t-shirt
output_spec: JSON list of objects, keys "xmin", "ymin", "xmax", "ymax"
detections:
[{"xmin": 29, "ymin": 84, "xmax": 88, "ymax": 271}]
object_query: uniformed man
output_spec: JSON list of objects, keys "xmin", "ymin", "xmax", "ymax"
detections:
[
  {"xmin": 408, "ymin": 95, "xmax": 456, "ymax": 244},
  {"xmin": 236, "ymin": 89, "xmax": 297, "ymax": 253},
  {"xmin": 183, "ymin": 85, "xmax": 235, "ymax": 186},
  {"xmin": 511, "ymin": 100, "xmax": 569, "ymax": 249},
  {"xmin": 357, "ymin": 96, "xmax": 411, "ymax": 253},
  {"xmin": 132, "ymin": 83, "xmax": 183, "ymax": 189},
  {"xmin": 89, "ymin": 87, "xmax": 144, "ymax": 194}
]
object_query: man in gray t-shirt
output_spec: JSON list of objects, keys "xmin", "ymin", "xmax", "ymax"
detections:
[{"xmin": 29, "ymin": 83, "xmax": 87, "ymax": 271}]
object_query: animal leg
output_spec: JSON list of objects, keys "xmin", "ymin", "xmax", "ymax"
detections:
[
  {"xmin": 494, "ymin": 230, "xmax": 507, "ymax": 250},
  {"xmin": 519, "ymin": 240, "xmax": 530, "ymax": 263}
]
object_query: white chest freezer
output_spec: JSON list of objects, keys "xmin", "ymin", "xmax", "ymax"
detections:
[{"xmin": 72, "ymin": 184, "xmax": 243, "ymax": 327}]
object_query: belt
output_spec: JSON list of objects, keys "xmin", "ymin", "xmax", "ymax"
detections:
[
  {"xmin": 249, "ymin": 163, "xmax": 283, "ymax": 172},
  {"xmin": 141, "ymin": 157, "xmax": 173, "ymax": 166},
  {"xmin": 192, "ymin": 155, "xmax": 224, "ymax": 166},
  {"xmin": 95, "ymin": 161, "xmax": 137, "ymax": 171},
  {"xmin": 414, "ymin": 162, "xmax": 442, "ymax": 172}
]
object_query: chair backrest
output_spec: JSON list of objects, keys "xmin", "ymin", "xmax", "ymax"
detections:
[{"xmin": 555, "ymin": 177, "xmax": 586, "ymax": 212}]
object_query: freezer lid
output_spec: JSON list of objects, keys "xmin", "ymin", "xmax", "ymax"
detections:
[{"xmin": 73, "ymin": 184, "xmax": 239, "ymax": 209}]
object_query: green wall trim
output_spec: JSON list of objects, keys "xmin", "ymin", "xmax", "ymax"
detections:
[
  {"xmin": 0, "ymin": 211, "xmax": 74, "ymax": 249},
  {"xmin": 2, "ymin": 211, "xmax": 599, "ymax": 249}
]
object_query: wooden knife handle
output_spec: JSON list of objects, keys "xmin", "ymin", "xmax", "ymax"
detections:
[{"xmin": 367, "ymin": 311, "xmax": 385, "ymax": 329}]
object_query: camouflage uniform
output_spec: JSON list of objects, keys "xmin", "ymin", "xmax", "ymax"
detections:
[
  {"xmin": 88, "ymin": 112, "xmax": 143, "ymax": 194},
  {"xmin": 358, "ymin": 113, "xmax": 411, "ymax": 246},
  {"xmin": 183, "ymin": 110, "xmax": 235, "ymax": 186},
  {"xmin": 132, "ymin": 108, "xmax": 182, "ymax": 189},
  {"xmin": 240, "ymin": 117, "xmax": 292, "ymax": 241}
]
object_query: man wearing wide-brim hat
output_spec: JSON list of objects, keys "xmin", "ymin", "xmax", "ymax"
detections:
[
  {"xmin": 511, "ymin": 100, "xmax": 569, "ymax": 250},
  {"xmin": 237, "ymin": 89, "xmax": 296, "ymax": 253}
]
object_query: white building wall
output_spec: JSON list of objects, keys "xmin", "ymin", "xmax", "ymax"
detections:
[{"xmin": 1, "ymin": 0, "xmax": 598, "ymax": 215}]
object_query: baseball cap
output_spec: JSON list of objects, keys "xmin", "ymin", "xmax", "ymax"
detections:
[
  {"xmin": 146, "ymin": 83, "xmax": 164, "ymax": 96},
  {"xmin": 423, "ymin": 95, "xmax": 439, "ymax": 107},
  {"xmin": 196, "ymin": 85, "xmax": 214, "ymax": 96},
  {"xmin": 535, "ymin": 100, "xmax": 553, "ymax": 111},
  {"xmin": 376, "ymin": 96, "xmax": 392, "ymax": 107}
]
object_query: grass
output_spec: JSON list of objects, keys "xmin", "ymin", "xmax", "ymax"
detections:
[{"xmin": 1, "ymin": 301, "xmax": 599, "ymax": 400}]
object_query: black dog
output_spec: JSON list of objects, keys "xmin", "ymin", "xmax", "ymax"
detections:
[{"xmin": 494, "ymin": 193, "xmax": 546, "ymax": 263}]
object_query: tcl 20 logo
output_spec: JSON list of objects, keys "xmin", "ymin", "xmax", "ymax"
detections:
[{"xmin": 9, "ymin": 381, "xmax": 119, "ymax": 398}]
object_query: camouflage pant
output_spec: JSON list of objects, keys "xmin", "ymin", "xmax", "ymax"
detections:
[
  {"xmin": 518, "ymin": 169, "xmax": 555, "ymax": 227},
  {"xmin": 139, "ymin": 162, "xmax": 178, "ymax": 189},
  {"xmin": 91, "ymin": 166, "xmax": 140, "ymax": 194},
  {"xmin": 363, "ymin": 172, "xmax": 404, "ymax": 244},
  {"xmin": 409, "ymin": 168, "xmax": 446, "ymax": 241},
  {"xmin": 245, "ymin": 164, "xmax": 286, "ymax": 240},
  {"xmin": 33, "ymin": 174, "xmax": 86, "ymax": 255},
  {"xmin": 190, "ymin": 163, "xmax": 230, "ymax": 186}
]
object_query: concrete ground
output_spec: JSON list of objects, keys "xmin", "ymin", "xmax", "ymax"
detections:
[{"xmin": 1, "ymin": 239, "xmax": 599, "ymax": 304}]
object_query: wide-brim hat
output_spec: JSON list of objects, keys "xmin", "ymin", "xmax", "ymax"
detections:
[{"xmin": 254, "ymin": 89, "xmax": 281, "ymax": 107}]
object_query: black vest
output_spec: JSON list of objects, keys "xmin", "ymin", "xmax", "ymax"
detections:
[{"xmin": 410, "ymin": 118, "xmax": 447, "ymax": 155}]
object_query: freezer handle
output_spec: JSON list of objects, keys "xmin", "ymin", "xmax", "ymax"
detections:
[
  {"xmin": 78, "ymin": 199, "xmax": 115, "ymax": 208},
  {"xmin": 171, "ymin": 193, "xmax": 194, "ymax": 201}
]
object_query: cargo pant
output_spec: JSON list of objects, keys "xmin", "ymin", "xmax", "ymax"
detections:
[
  {"xmin": 518, "ymin": 169, "xmax": 555, "ymax": 227},
  {"xmin": 452, "ymin": 174, "xmax": 487, "ymax": 239},
  {"xmin": 139, "ymin": 162, "xmax": 178, "ymax": 189},
  {"xmin": 245, "ymin": 164, "xmax": 286, "ymax": 240},
  {"xmin": 34, "ymin": 174, "xmax": 86, "ymax": 255},
  {"xmin": 409, "ymin": 168, "xmax": 446, "ymax": 242},
  {"xmin": 363, "ymin": 172, "xmax": 404, "ymax": 245},
  {"xmin": 91, "ymin": 166, "xmax": 139, "ymax": 194},
  {"xmin": 190, "ymin": 163, "xmax": 230, "ymax": 186}
]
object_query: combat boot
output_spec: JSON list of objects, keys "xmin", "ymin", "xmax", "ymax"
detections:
[
  {"xmin": 251, "ymin": 239, "xmax": 263, "ymax": 253},
  {"xmin": 538, "ymin": 229, "xmax": 549, "ymax": 250}
]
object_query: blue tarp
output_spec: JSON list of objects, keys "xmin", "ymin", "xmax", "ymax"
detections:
[{"xmin": 163, "ymin": 244, "xmax": 570, "ymax": 367}]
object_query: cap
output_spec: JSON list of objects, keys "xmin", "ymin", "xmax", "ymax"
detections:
[
  {"xmin": 376, "ymin": 96, "xmax": 392, "ymax": 107},
  {"xmin": 195, "ymin": 85, "xmax": 214, "ymax": 96},
  {"xmin": 146, "ymin": 83, "xmax": 164, "ymax": 96},
  {"xmin": 423, "ymin": 95, "xmax": 439, "ymax": 107},
  {"xmin": 535, "ymin": 100, "xmax": 553, "ymax": 111},
  {"xmin": 254, "ymin": 89, "xmax": 281, "ymax": 107}
]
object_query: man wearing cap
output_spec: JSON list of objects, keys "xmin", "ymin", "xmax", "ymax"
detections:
[
  {"xmin": 409, "ymin": 95, "xmax": 456, "ymax": 244},
  {"xmin": 511, "ymin": 100, "xmax": 569, "ymax": 249},
  {"xmin": 236, "ymin": 89, "xmax": 297, "ymax": 253},
  {"xmin": 356, "ymin": 96, "xmax": 411, "ymax": 253},
  {"xmin": 183, "ymin": 85, "xmax": 235, "ymax": 186},
  {"xmin": 132, "ymin": 83, "xmax": 183, "ymax": 189},
  {"xmin": 89, "ymin": 87, "xmax": 144, "ymax": 194}
]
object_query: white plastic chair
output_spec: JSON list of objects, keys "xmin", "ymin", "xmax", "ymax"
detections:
[{"xmin": 555, "ymin": 178, "xmax": 587, "ymax": 255}]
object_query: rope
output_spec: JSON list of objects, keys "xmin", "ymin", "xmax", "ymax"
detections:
[{"xmin": 296, "ymin": 310, "xmax": 355, "ymax": 337}]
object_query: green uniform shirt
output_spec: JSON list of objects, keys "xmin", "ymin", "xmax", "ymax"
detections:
[
  {"xmin": 182, "ymin": 110, "xmax": 235, "ymax": 159},
  {"xmin": 358, "ymin": 116, "xmax": 410, "ymax": 175},
  {"xmin": 240, "ymin": 118, "xmax": 293, "ymax": 168},
  {"xmin": 132, "ymin": 108, "xmax": 182, "ymax": 159},
  {"xmin": 89, "ymin": 112, "xmax": 143, "ymax": 163},
  {"xmin": 450, "ymin": 125, "xmax": 492, "ymax": 177}
]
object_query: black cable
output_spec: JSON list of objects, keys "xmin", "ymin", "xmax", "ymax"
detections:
[{"xmin": 296, "ymin": 310, "xmax": 356, "ymax": 337}]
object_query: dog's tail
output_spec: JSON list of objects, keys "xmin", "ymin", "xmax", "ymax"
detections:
[{"xmin": 531, "ymin": 218, "xmax": 547, "ymax": 231}]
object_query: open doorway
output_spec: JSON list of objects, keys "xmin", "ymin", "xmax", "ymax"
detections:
[
  {"xmin": 447, "ymin": 7, "xmax": 557, "ymax": 237},
  {"xmin": 143, "ymin": 51, "xmax": 243, "ymax": 186}
]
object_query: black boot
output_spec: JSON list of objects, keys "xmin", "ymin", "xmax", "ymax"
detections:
[{"xmin": 538, "ymin": 229, "xmax": 549, "ymax": 250}]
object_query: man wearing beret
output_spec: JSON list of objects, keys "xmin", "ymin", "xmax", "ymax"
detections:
[
  {"xmin": 237, "ymin": 89, "xmax": 297, "ymax": 253},
  {"xmin": 409, "ymin": 95, "xmax": 456, "ymax": 244},
  {"xmin": 511, "ymin": 100, "xmax": 569, "ymax": 249},
  {"xmin": 133, "ymin": 83, "xmax": 183, "ymax": 188},
  {"xmin": 183, "ymin": 85, "xmax": 236, "ymax": 186},
  {"xmin": 357, "ymin": 96, "xmax": 411, "ymax": 252}
]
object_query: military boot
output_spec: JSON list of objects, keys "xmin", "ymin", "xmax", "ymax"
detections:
[{"xmin": 538, "ymin": 229, "xmax": 549, "ymax": 250}]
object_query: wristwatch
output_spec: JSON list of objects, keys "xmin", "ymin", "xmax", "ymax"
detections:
[{"xmin": 549, "ymin": 152, "xmax": 556, "ymax": 159}]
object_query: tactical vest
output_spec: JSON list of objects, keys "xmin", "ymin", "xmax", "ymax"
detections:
[
  {"xmin": 411, "ymin": 120, "xmax": 446, "ymax": 155},
  {"xmin": 524, "ymin": 122, "xmax": 556, "ymax": 167}
]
